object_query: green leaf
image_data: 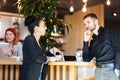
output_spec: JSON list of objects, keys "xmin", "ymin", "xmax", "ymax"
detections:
[{"xmin": 15, "ymin": 0, "xmax": 72, "ymax": 48}]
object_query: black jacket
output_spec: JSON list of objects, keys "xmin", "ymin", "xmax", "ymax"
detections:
[
  {"xmin": 19, "ymin": 35, "xmax": 53, "ymax": 80},
  {"xmin": 83, "ymin": 27, "xmax": 120, "ymax": 70}
]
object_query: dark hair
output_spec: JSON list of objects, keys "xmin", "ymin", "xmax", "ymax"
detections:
[
  {"xmin": 83, "ymin": 13, "xmax": 98, "ymax": 20},
  {"xmin": 24, "ymin": 15, "xmax": 41, "ymax": 34},
  {"xmin": 4, "ymin": 28, "xmax": 19, "ymax": 45},
  {"xmin": 13, "ymin": 22, "xmax": 20, "ymax": 27}
]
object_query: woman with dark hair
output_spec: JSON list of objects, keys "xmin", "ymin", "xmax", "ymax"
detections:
[
  {"xmin": 19, "ymin": 15, "xmax": 63, "ymax": 80},
  {"xmin": 0, "ymin": 28, "xmax": 22, "ymax": 58}
]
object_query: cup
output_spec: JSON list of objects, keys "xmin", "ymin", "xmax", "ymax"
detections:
[{"xmin": 75, "ymin": 52, "xmax": 83, "ymax": 61}]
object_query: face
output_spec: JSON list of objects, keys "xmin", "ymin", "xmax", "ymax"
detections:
[
  {"xmin": 37, "ymin": 20, "xmax": 47, "ymax": 36},
  {"xmin": 5, "ymin": 31, "xmax": 15, "ymax": 43},
  {"xmin": 83, "ymin": 17, "xmax": 96, "ymax": 32}
]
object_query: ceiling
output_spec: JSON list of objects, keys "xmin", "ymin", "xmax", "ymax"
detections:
[{"xmin": 0, "ymin": 0, "xmax": 120, "ymax": 26}]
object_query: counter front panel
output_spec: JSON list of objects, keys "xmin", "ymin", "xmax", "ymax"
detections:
[{"xmin": 0, "ymin": 58, "xmax": 96, "ymax": 80}]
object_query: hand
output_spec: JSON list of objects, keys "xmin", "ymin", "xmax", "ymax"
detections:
[
  {"xmin": 0, "ymin": 48, "xmax": 5, "ymax": 54},
  {"xmin": 84, "ymin": 30, "xmax": 92, "ymax": 41},
  {"xmin": 49, "ymin": 57, "xmax": 60, "ymax": 62},
  {"xmin": 0, "ymin": 47, "xmax": 12, "ymax": 56},
  {"xmin": 114, "ymin": 69, "xmax": 119, "ymax": 78},
  {"xmin": 50, "ymin": 47, "xmax": 63, "ymax": 55}
]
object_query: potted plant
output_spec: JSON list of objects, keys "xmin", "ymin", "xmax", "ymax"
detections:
[{"xmin": 17, "ymin": 0, "xmax": 71, "ymax": 49}]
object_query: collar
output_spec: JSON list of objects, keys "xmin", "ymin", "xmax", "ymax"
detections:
[{"xmin": 92, "ymin": 27, "xmax": 104, "ymax": 39}]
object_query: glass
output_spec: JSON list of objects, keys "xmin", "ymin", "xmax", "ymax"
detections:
[{"xmin": 75, "ymin": 51, "xmax": 83, "ymax": 61}]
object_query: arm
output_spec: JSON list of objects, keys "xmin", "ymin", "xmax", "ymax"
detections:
[
  {"xmin": 108, "ymin": 27, "xmax": 120, "ymax": 70},
  {"xmin": 82, "ymin": 41, "xmax": 93, "ymax": 62},
  {"xmin": 24, "ymin": 37, "xmax": 59, "ymax": 63},
  {"xmin": 14, "ymin": 44, "xmax": 23, "ymax": 58},
  {"xmin": 114, "ymin": 42, "xmax": 120, "ymax": 70},
  {"xmin": 24, "ymin": 37, "xmax": 47, "ymax": 63},
  {"xmin": 16, "ymin": 42, "xmax": 23, "ymax": 58},
  {"xmin": 108, "ymin": 27, "xmax": 120, "ymax": 77},
  {"xmin": 113, "ymin": 35, "xmax": 120, "ymax": 78},
  {"xmin": 49, "ymin": 47, "xmax": 63, "ymax": 55},
  {"xmin": 46, "ymin": 47, "xmax": 64, "ymax": 62},
  {"xmin": 10, "ymin": 44, "xmax": 22, "ymax": 57},
  {"xmin": 46, "ymin": 50, "xmax": 54, "ymax": 56},
  {"xmin": 82, "ymin": 30, "xmax": 94, "ymax": 62},
  {"xmin": 113, "ymin": 33, "xmax": 120, "ymax": 70}
]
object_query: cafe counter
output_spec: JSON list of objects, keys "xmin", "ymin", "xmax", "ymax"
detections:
[
  {"xmin": 0, "ymin": 58, "xmax": 96, "ymax": 80},
  {"xmin": 0, "ymin": 58, "xmax": 22, "ymax": 80}
]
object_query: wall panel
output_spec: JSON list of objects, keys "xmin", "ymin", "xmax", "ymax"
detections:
[{"xmin": 63, "ymin": 4, "xmax": 104, "ymax": 54}]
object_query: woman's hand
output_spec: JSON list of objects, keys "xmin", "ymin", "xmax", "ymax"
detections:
[
  {"xmin": 0, "ymin": 47, "xmax": 13, "ymax": 56},
  {"xmin": 50, "ymin": 47, "xmax": 63, "ymax": 55},
  {"xmin": 0, "ymin": 48, "xmax": 6, "ymax": 54},
  {"xmin": 49, "ymin": 57, "xmax": 60, "ymax": 62},
  {"xmin": 0, "ymin": 48, "xmax": 12, "ymax": 57}
]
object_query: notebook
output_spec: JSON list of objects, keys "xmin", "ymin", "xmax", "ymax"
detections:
[
  {"xmin": 0, "ymin": 42, "xmax": 9, "ymax": 58},
  {"xmin": 0, "ymin": 42, "xmax": 9, "ymax": 49}
]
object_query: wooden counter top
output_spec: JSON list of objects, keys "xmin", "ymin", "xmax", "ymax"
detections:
[
  {"xmin": 48, "ymin": 61, "xmax": 96, "ymax": 80},
  {"xmin": 0, "ymin": 58, "xmax": 22, "ymax": 65},
  {"xmin": 0, "ymin": 58, "xmax": 96, "ymax": 80},
  {"xmin": 0, "ymin": 58, "xmax": 96, "ymax": 67},
  {"xmin": 49, "ymin": 61, "xmax": 96, "ymax": 67}
]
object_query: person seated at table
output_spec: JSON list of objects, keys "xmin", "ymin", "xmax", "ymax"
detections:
[{"xmin": 0, "ymin": 28, "xmax": 23, "ymax": 58}]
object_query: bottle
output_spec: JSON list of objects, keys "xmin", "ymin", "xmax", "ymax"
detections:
[{"xmin": 75, "ymin": 49, "xmax": 83, "ymax": 61}]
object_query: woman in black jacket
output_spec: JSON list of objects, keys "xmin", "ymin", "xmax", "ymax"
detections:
[{"xmin": 19, "ymin": 15, "xmax": 63, "ymax": 80}]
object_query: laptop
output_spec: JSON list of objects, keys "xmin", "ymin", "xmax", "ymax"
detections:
[{"xmin": 63, "ymin": 55, "xmax": 76, "ymax": 61}]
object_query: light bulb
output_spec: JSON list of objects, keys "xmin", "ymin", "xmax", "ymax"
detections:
[
  {"xmin": 69, "ymin": 6, "xmax": 74, "ymax": 12},
  {"xmin": 82, "ymin": 0, "xmax": 88, "ymax": 3},
  {"xmin": 3, "ymin": 0, "xmax": 6, "ymax": 3},
  {"xmin": 18, "ymin": 0, "xmax": 20, "ymax": 1},
  {"xmin": 106, "ymin": 0, "xmax": 111, "ymax": 6},
  {"xmin": 82, "ymin": 6, "xmax": 87, "ymax": 12},
  {"xmin": 113, "ymin": 12, "xmax": 117, "ymax": 16},
  {"xmin": 2, "ymin": 0, "xmax": 6, "ymax": 5}
]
